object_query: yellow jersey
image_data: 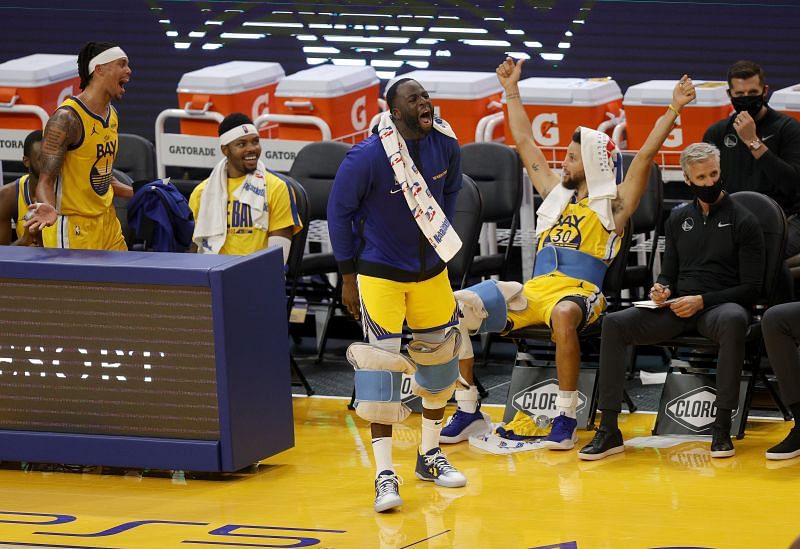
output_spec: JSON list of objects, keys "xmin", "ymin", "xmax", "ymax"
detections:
[
  {"xmin": 56, "ymin": 96, "xmax": 118, "ymax": 217},
  {"xmin": 15, "ymin": 174, "xmax": 33, "ymax": 240},
  {"xmin": 188, "ymin": 171, "xmax": 302, "ymax": 256}
]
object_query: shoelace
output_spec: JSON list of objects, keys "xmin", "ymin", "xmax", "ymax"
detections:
[
  {"xmin": 424, "ymin": 450, "xmax": 457, "ymax": 474},
  {"xmin": 376, "ymin": 473, "xmax": 402, "ymax": 497}
]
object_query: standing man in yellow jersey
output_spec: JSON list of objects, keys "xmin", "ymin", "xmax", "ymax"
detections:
[
  {"xmin": 189, "ymin": 113, "xmax": 302, "ymax": 260},
  {"xmin": 0, "ymin": 130, "xmax": 43, "ymax": 246},
  {"xmin": 25, "ymin": 41, "xmax": 132, "ymax": 250},
  {"xmin": 441, "ymin": 58, "xmax": 698, "ymax": 448}
]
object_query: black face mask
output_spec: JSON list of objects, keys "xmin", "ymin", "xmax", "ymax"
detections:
[
  {"xmin": 690, "ymin": 179, "xmax": 723, "ymax": 204},
  {"xmin": 731, "ymin": 94, "xmax": 765, "ymax": 118}
]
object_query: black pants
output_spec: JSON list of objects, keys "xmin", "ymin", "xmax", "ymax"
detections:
[
  {"xmin": 762, "ymin": 302, "xmax": 800, "ymax": 408},
  {"xmin": 598, "ymin": 303, "xmax": 750, "ymax": 412}
]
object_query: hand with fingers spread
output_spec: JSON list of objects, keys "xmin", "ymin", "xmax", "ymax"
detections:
[{"xmin": 23, "ymin": 202, "xmax": 58, "ymax": 233}]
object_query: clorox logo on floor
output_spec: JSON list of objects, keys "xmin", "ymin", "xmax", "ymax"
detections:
[
  {"xmin": 512, "ymin": 378, "xmax": 587, "ymax": 419},
  {"xmin": 665, "ymin": 386, "xmax": 738, "ymax": 432}
]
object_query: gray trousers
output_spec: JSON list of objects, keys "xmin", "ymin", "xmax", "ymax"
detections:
[
  {"xmin": 598, "ymin": 303, "xmax": 750, "ymax": 412},
  {"xmin": 762, "ymin": 302, "xmax": 800, "ymax": 407}
]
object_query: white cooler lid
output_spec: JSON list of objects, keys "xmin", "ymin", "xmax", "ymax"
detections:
[
  {"xmin": 0, "ymin": 54, "xmax": 78, "ymax": 87},
  {"xmin": 275, "ymin": 65, "xmax": 379, "ymax": 98},
  {"xmin": 624, "ymin": 79, "xmax": 729, "ymax": 107},
  {"xmin": 177, "ymin": 61, "xmax": 285, "ymax": 94},
  {"xmin": 384, "ymin": 70, "xmax": 502, "ymax": 100},
  {"xmin": 770, "ymin": 84, "xmax": 800, "ymax": 111},
  {"xmin": 515, "ymin": 77, "xmax": 622, "ymax": 106}
]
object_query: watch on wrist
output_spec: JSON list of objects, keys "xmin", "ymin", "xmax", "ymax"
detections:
[{"xmin": 749, "ymin": 139, "xmax": 762, "ymax": 151}]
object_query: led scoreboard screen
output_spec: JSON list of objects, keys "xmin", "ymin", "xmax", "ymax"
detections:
[
  {"xmin": 0, "ymin": 279, "xmax": 220, "ymax": 440},
  {"xmin": 0, "ymin": 247, "xmax": 293, "ymax": 472}
]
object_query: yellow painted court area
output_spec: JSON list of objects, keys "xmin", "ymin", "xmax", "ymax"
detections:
[{"xmin": 0, "ymin": 396, "xmax": 798, "ymax": 549}]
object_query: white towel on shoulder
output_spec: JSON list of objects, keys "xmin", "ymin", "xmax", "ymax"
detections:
[
  {"xmin": 535, "ymin": 126, "xmax": 623, "ymax": 238},
  {"xmin": 377, "ymin": 110, "xmax": 462, "ymax": 262},
  {"xmin": 193, "ymin": 158, "xmax": 269, "ymax": 254}
]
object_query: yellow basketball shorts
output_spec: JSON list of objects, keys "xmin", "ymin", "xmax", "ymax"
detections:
[
  {"xmin": 506, "ymin": 273, "xmax": 606, "ymax": 332},
  {"xmin": 358, "ymin": 269, "xmax": 459, "ymax": 339},
  {"xmin": 43, "ymin": 207, "xmax": 127, "ymax": 251}
]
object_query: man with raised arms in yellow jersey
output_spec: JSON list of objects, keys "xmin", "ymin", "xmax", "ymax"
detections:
[
  {"xmin": 440, "ymin": 57, "xmax": 698, "ymax": 448},
  {"xmin": 0, "ymin": 130, "xmax": 43, "ymax": 246},
  {"xmin": 189, "ymin": 113, "xmax": 302, "ymax": 260},
  {"xmin": 24, "ymin": 41, "xmax": 133, "ymax": 250}
]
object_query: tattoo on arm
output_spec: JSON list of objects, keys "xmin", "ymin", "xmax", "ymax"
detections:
[
  {"xmin": 612, "ymin": 197, "xmax": 624, "ymax": 215},
  {"xmin": 531, "ymin": 162, "xmax": 540, "ymax": 172},
  {"xmin": 40, "ymin": 110, "xmax": 79, "ymax": 177}
]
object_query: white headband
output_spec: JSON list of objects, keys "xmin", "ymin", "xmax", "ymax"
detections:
[
  {"xmin": 220, "ymin": 123, "xmax": 258, "ymax": 146},
  {"xmin": 88, "ymin": 47, "xmax": 128, "ymax": 75}
]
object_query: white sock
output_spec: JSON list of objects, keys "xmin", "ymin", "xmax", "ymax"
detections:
[
  {"xmin": 556, "ymin": 390, "xmax": 578, "ymax": 419},
  {"xmin": 455, "ymin": 385, "xmax": 479, "ymax": 414},
  {"xmin": 420, "ymin": 417, "xmax": 444, "ymax": 454},
  {"xmin": 372, "ymin": 437, "xmax": 393, "ymax": 476}
]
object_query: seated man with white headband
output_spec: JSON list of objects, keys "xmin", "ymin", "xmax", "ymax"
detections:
[
  {"xmin": 25, "ymin": 41, "xmax": 133, "ymax": 250},
  {"xmin": 189, "ymin": 113, "xmax": 302, "ymax": 260},
  {"xmin": 441, "ymin": 57, "xmax": 698, "ymax": 450}
]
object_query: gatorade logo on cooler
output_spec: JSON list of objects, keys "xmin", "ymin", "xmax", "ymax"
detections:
[
  {"xmin": 665, "ymin": 386, "xmax": 738, "ymax": 432},
  {"xmin": 532, "ymin": 113, "xmax": 560, "ymax": 147},
  {"xmin": 665, "ymin": 114, "xmax": 683, "ymax": 148},
  {"xmin": 512, "ymin": 378, "xmax": 587, "ymax": 420},
  {"xmin": 351, "ymin": 95, "xmax": 367, "ymax": 131},
  {"xmin": 252, "ymin": 93, "xmax": 270, "ymax": 121}
]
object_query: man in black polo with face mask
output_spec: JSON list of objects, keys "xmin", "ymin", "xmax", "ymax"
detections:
[
  {"xmin": 578, "ymin": 142, "xmax": 764, "ymax": 461},
  {"xmin": 704, "ymin": 60, "xmax": 800, "ymax": 257}
]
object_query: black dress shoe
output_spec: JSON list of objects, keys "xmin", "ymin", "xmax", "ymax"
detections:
[
  {"xmin": 578, "ymin": 428, "xmax": 624, "ymax": 461},
  {"xmin": 710, "ymin": 426, "xmax": 735, "ymax": 458},
  {"xmin": 766, "ymin": 427, "xmax": 800, "ymax": 460}
]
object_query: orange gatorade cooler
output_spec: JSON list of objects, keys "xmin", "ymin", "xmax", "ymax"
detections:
[
  {"xmin": 386, "ymin": 70, "xmax": 504, "ymax": 144},
  {"xmin": 0, "ymin": 53, "xmax": 79, "ymax": 130},
  {"xmin": 177, "ymin": 61, "xmax": 285, "ymax": 137},
  {"xmin": 274, "ymin": 65, "xmax": 379, "ymax": 142},
  {"xmin": 503, "ymin": 77, "xmax": 623, "ymax": 164},
  {"xmin": 624, "ymin": 80, "xmax": 731, "ymax": 167},
  {"xmin": 769, "ymin": 84, "xmax": 800, "ymax": 123}
]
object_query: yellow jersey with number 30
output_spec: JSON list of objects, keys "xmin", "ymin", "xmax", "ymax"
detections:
[
  {"xmin": 55, "ymin": 96, "xmax": 118, "ymax": 217},
  {"xmin": 537, "ymin": 196, "xmax": 622, "ymax": 270}
]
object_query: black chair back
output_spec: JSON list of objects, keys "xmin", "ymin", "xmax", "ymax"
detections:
[
  {"xmin": 112, "ymin": 169, "xmax": 134, "ymax": 249},
  {"xmin": 461, "ymin": 142, "xmax": 523, "ymax": 280},
  {"xmin": 283, "ymin": 176, "xmax": 310, "ymax": 313},
  {"xmin": 116, "ymin": 133, "xmax": 157, "ymax": 184},
  {"xmin": 448, "ymin": 174, "xmax": 484, "ymax": 289},
  {"xmin": 622, "ymin": 153, "xmax": 663, "ymax": 234},
  {"xmin": 289, "ymin": 141, "xmax": 352, "ymax": 221},
  {"xmin": 601, "ymin": 218, "xmax": 634, "ymax": 311},
  {"xmin": 730, "ymin": 191, "xmax": 787, "ymax": 306}
]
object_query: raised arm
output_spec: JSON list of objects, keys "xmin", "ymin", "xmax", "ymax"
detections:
[
  {"xmin": 496, "ymin": 57, "xmax": 561, "ymax": 198},
  {"xmin": 614, "ymin": 76, "xmax": 697, "ymax": 229},
  {"xmin": 25, "ymin": 108, "xmax": 82, "ymax": 232}
]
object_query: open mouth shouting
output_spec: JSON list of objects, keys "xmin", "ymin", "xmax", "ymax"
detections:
[{"xmin": 418, "ymin": 105, "xmax": 433, "ymax": 130}]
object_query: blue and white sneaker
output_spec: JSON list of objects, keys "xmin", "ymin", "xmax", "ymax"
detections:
[
  {"xmin": 541, "ymin": 414, "xmax": 578, "ymax": 450},
  {"xmin": 415, "ymin": 447, "xmax": 467, "ymax": 488},
  {"xmin": 440, "ymin": 407, "xmax": 492, "ymax": 443},
  {"xmin": 374, "ymin": 470, "xmax": 402, "ymax": 512}
]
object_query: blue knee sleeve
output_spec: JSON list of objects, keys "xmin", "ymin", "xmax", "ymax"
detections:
[
  {"xmin": 466, "ymin": 280, "xmax": 507, "ymax": 334},
  {"xmin": 354, "ymin": 370, "xmax": 403, "ymax": 403},
  {"xmin": 414, "ymin": 356, "xmax": 459, "ymax": 394}
]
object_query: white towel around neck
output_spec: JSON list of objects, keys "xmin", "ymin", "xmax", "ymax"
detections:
[
  {"xmin": 377, "ymin": 110, "xmax": 462, "ymax": 262},
  {"xmin": 192, "ymin": 158, "xmax": 269, "ymax": 254},
  {"xmin": 535, "ymin": 126, "xmax": 623, "ymax": 238}
]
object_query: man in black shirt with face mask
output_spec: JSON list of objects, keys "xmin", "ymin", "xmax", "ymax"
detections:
[
  {"xmin": 578, "ymin": 142, "xmax": 764, "ymax": 461},
  {"xmin": 704, "ymin": 60, "xmax": 800, "ymax": 257}
]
